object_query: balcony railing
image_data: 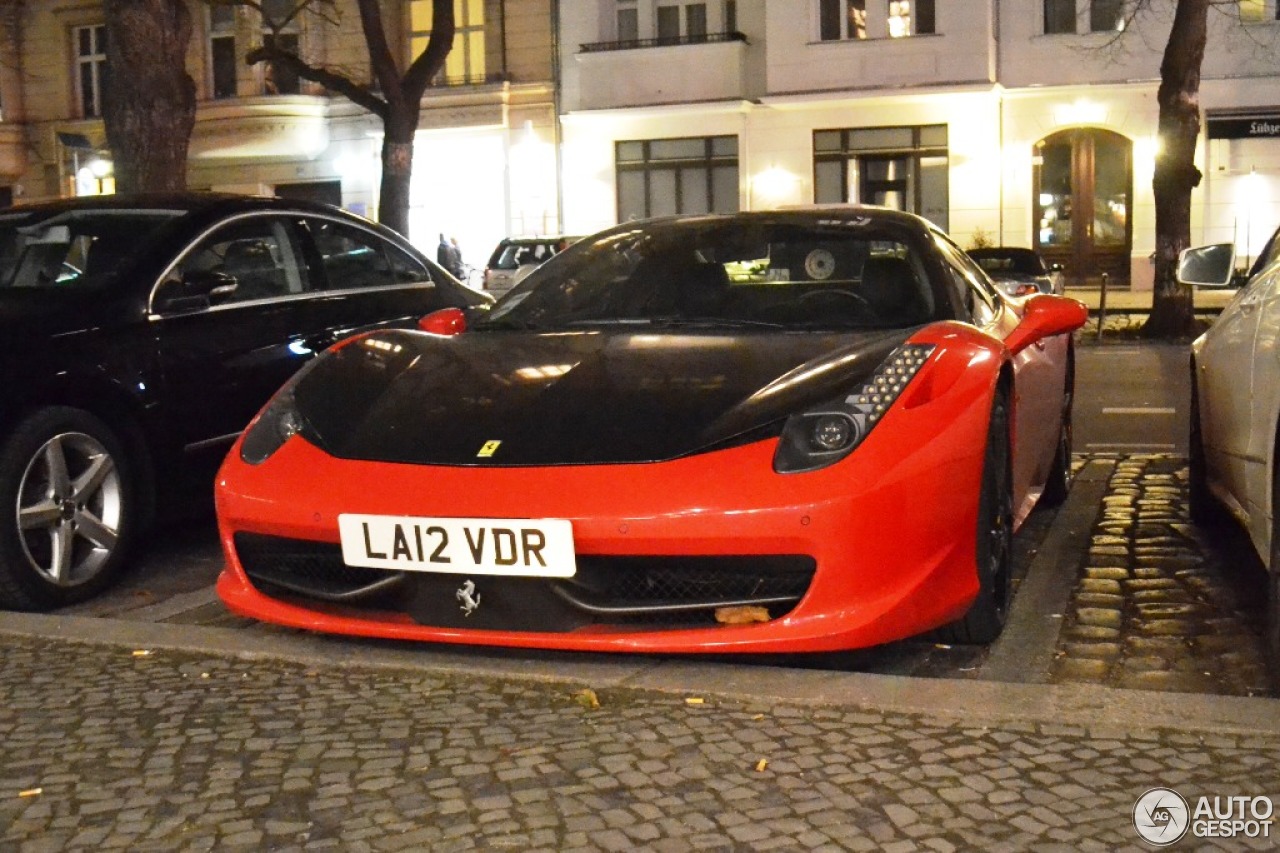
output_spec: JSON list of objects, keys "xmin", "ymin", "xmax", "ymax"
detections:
[
  {"xmin": 579, "ymin": 31, "xmax": 747, "ymax": 54},
  {"xmin": 431, "ymin": 71, "xmax": 513, "ymax": 88}
]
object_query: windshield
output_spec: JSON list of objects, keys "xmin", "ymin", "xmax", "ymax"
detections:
[
  {"xmin": 479, "ymin": 219, "xmax": 938, "ymax": 331},
  {"xmin": 969, "ymin": 249, "xmax": 1046, "ymax": 277},
  {"xmin": 0, "ymin": 209, "xmax": 182, "ymax": 290}
]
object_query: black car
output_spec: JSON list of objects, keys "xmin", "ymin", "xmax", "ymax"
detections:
[{"xmin": 0, "ymin": 192, "xmax": 490, "ymax": 610}]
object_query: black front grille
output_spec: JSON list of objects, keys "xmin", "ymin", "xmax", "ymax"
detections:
[
  {"xmin": 234, "ymin": 533, "xmax": 405, "ymax": 602},
  {"xmin": 557, "ymin": 555, "xmax": 815, "ymax": 619}
]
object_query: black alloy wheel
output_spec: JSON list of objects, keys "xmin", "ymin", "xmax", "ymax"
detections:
[
  {"xmin": 1188, "ymin": 371, "xmax": 1223, "ymax": 527},
  {"xmin": 1041, "ymin": 372, "xmax": 1073, "ymax": 506},
  {"xmin": 942, "ymin": 389, "xmax": 1014, "ymax": 644},
  {"xmin": 0, "ymin": 407, "xmax": 137, "ymax": 610}
]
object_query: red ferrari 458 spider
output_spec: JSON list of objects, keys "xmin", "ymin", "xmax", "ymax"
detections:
[{"xmin": 215, "ymin": 208, "xmax": 1087, "ymax": 654}]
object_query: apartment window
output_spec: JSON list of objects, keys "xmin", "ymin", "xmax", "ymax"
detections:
[
  {"xmin": 260, "ymin": 0, "xmax": 301, "ymax": 94},
  {"xmin": 210, "ymin": 4, "xmax": 237, "ymax": 99},
  {"xmin": 617, "ymin": 1, "xmax": 639, "ymax": 41},
  {"xmin": 411, "ymin": 0, "xmax": 486, "ymax": 84},
  {"xmin": 74, "ymin": 24, "xmax": 107, "ymax": 119},
  {"xmin": 1090, "ymin": 0, "xmax": 1124, "ymax": 31},
  {"xmin": 616, "ymin": 136, "xmax": 739, "ymax": 221},
  {"xmin": 725, "ymin": 0, "xmax": 737, "ymax": 31},
  {"xmin": 813, "ymin": 125, "xmax": 949, "ymax": 230},
  {"xmin": 1044, "ymin": 0, "xmax": 1076, "ymax": 34},
  {"xmin": 819, "ymin": 0, "xmax": 867, "ymax": 40},
  {"xmin": 889, "ymin": 0, "xmax": 934, "ymax": 37}
]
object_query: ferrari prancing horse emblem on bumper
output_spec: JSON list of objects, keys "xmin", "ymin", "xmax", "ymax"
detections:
[
  {"xmin": 456, "ymin": 579, "xmax": 481, "ymax": 615},
  {"xmin": 477, "ymin": 440, "xmax": 501, "ymax": 458}
]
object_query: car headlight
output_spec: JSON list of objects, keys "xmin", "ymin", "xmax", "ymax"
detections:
[
  {"xmin": 240, "ymin": 356, "xmax": 324, "ymax": 465},
  {"xmin": 773, "ymin": 344, "xmax": 935, "ymax": 473}
]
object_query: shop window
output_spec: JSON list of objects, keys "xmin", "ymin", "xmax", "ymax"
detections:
[
  {"xmin": 813, "ymin": 125, "xmax": 949, "ymax": 231},
  {"xmin": 616, "ymin": 136, "xmax": 739, "ymax": 221}
]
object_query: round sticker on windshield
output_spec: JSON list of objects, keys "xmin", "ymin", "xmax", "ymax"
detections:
[{"xmin": 804, "ymin": 249, "xmax": 836, "ymax": 280}]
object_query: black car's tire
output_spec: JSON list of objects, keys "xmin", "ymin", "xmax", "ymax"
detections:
[
  {"xmin": 1040, "ymin": 381, "xmax": 1073, "ymax": 507},
  {"xmin": 941, "ymin": 390, "xmax": 1014, "ymax": 645},
  {"xmin": 0, "ymin": 407, "xmax": 137, "ymax": 611},
  {"xmin": 1188, "ymin": 374, "xmax": 1224, "ymax": 527},
  {"xmin": 1268, "ymin": 460, "xmax": 1280, "ymax": 692}
]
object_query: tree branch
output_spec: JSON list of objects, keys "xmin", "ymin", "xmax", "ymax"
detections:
[
  {"xmin": 245, "ymin": 43, "xmax": 387, "ymax": 119},
  {"xmin": 402, "ymin": 0, "xmax": 453, "ymax": 100}
]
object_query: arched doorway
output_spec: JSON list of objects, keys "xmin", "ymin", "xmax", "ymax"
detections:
[{"xmin": 1034, "ymin": 128, "xmax": 1133, "ymax": 286}]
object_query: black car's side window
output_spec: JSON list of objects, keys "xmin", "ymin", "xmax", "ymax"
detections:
[
  {"xmin": 304, "ymin": 218, "xmax": 436, "ymax": 291},
  {"xmin": 173, "ymin": 217, "xmax": 309, "ymax": 305}
]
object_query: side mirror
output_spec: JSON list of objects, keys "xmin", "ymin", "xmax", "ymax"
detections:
[
  {"xmin": 1176, "ymin": 243, "xmax": 1235, "ymax": 288},
  {"xmin": 418, "ymin": 306, "xmax": 468, "ymax": 335},
  {"xmin": 183, "ymin": 269, "xmax": 239, "ymax": 303},
  {"xmin": 1005, "ymin": 294, "xmax": 1088, "ymax": 354}
]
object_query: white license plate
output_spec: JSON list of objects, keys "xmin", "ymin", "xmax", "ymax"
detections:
[{"xmin": 338, "ymin": 514, "xmax": 576, "ymax": 577}]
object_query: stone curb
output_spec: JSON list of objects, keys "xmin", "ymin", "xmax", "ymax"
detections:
[{"xmin": 2, "ymin": 598, "xmax": 1276, "ymax": 740}]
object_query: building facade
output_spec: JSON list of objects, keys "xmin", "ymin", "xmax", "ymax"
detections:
[
  {"xmin": 558, "ymin": 0, "xmax": 1280, "ymax": 289},
  {"xmin": 0, "ymin": 1, "xmax": 1278, "ymax": 288},
  {"xmin": 0, "ymin": 0, "xmax": 561, "ymax": 266}
]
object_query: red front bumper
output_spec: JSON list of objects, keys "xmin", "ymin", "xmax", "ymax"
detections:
[{"xmin": 215, "ymin": 360, "xmax": 996, "ymax": 654}]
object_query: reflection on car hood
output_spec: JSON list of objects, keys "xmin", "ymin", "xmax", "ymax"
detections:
[{"xmin": 294, "ymin": 326, "xmax": 916, "ymax": 465}]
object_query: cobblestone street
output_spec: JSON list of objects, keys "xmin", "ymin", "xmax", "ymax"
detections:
[
  {"xmin": 1, "ymin": 635, "xmax": 1278, "ymax": 852},
  {"xmin": 1052, "ymin": 455, "xmax": 1273, "ymax": 697}
]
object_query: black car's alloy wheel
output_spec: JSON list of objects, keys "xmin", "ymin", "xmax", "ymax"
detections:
[
  {"xmin": 0, "ymin": 408, "xmax": 135, "ymax": 610},
  {"xmin": 1188, "ymin": 372, "xmax": 1224, "ymax": 527},
  {"xmin": 1040, "ymin": 380, "xmax": 1073, "ymax": 507},
  {"xmin": 942, "ymin": 390, "xmax": 1014, "ymax": 644}
]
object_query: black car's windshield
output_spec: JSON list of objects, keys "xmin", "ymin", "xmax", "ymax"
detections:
[
  {"xmin": 478, "ymin": 218, "xmax": 938, "ymax": 331},
  {"xmin": 969, "ymin": 249, "xmax": 1046, "ymax": 277},
  {"xmin": 0, "ymin": 209, "xmax": 182, "ymax": 290}
]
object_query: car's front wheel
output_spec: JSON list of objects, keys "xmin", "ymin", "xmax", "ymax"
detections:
[
  {"xmin": 0, "ymin": 407, "xmax": 137, "ymax": 610},
  {"xmin": 942, "ymin": 389, "xmax": 1013, "ymax": 644}
]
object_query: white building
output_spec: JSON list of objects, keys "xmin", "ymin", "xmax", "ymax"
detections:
[{"xmin": 557, "ymin": 0, "xmax": 1280, "ymax": 289}]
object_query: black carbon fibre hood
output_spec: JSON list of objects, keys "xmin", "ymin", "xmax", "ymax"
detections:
[{"xmin": 295, "ymin": 327, "xmax": 915, "ymax": 465}]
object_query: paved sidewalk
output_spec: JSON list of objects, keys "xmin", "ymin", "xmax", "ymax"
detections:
[{"xmin": 0, "ymin": 631, "xmax": 1278, "ymax": 851}]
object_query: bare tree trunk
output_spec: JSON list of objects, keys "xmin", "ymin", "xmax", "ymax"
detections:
[
  {"xmin": 102, "ymin": 0, "xmax": 196, "ymax": 192},
  {"xmin": 1143, "ymin": 0, "xmax": 1208, "ymax": 339}
]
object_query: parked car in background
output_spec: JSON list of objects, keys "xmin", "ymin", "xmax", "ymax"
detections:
[
  {"xmin": 0, "ymin": 193, "xmax": 490, "ymax": 611},
  {"xmin": 1184, "ymin": 229, "xmax": 1280, "ymax": 682},
  {"xmin": 216, "ymin": 207, "xmax": 1086, "ymax": 655},
  {"xmin": 967, "ymin": 247, "xmax": 1064, "ymax": 297},
  {"xmin": 483, "ymin": 235, "xmax": 577, "ymax": 297}
]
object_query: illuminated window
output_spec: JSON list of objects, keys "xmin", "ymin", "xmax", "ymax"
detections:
[
  {"xmin": 818, "ymin": 0, "xmax": 867, "ymax": 40},
  {"xmin": 74, "ymin": 24, "xmax": 108, "ymax": 119},
  {"xmin": 616, "ymin": 136, "xmax": 739, "ymax": 221},
  {"xmin": 888, "ymin": 0, "xmax": 934, "ymax": 37},
  {"xmin": 1239, "ymin": 0, "xmax": 1265, "ymax": 21},
  {"xmin": 411, "ymin": 0, "xmax": 486, "ymax": 85},
  {"xmin": 813, "ymin": 125, "xmax": 949, "ymax": 230},
  {"xmin": 1044, "ymin": 0, "xmax": 1075, "ymax": 34}
]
